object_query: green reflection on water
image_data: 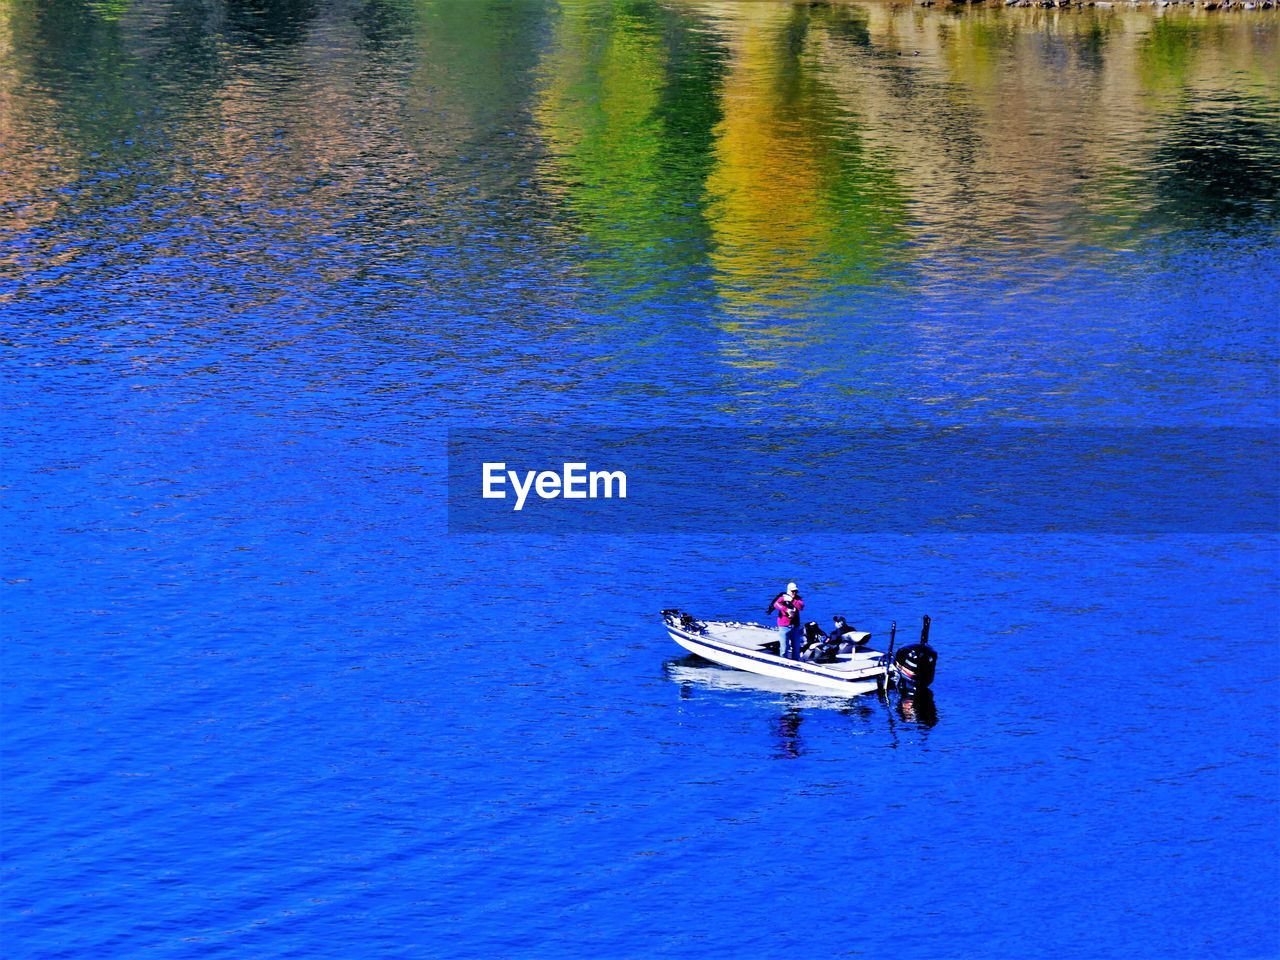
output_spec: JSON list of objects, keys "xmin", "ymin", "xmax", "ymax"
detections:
[
  {"xmin": 1139, "ymin": 16, "xmax": 1205, "ymax": 91},
  {"xmin": 535, "ymin": 0, "xmax": 726, "ymax": 301}
]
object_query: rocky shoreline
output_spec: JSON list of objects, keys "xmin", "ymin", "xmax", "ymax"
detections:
[{"xmin": 920, "ymin": 0, "xmax": 1276, "ymax": 9}]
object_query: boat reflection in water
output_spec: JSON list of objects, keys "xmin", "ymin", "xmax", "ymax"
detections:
[
  {"xmin": 665, "ymin": 655, "xmax": 873, "ymax": 708},
  {"xmin": 664, "ymin": 654, "xmax": 939, "ymax": 744}
]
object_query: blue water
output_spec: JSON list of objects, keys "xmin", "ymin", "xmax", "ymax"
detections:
[{"xmin": 3, "ymin": 1, "xmax": 1279, "ymax": 957}]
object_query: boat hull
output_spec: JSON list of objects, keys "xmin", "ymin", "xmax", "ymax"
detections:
[{"xmin": 666, "ymin": 624, "xmax": 885, "ymax": 696}]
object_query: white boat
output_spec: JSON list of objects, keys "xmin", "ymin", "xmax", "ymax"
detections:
[
  {"xmin": 662, "ymin": 611, "xmax": 881, "ymax": 695},
  {"xmin": 661, "ymin": 610, "xmax": 937, "ymax": 696}
]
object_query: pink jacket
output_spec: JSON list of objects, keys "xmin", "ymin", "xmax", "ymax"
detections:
[{"xmin": 774, "ymin": 594, "xmax": 804, "ymax": 627}]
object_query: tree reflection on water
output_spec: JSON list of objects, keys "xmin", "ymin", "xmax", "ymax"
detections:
[{"xmin": 2, "ymin": 1, "xmax": 1275, "ymax": 331}]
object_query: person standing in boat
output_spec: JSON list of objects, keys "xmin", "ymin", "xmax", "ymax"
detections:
[{"xmin": 773, "ymin": 582, "xmax": 805, "ymax": 659}]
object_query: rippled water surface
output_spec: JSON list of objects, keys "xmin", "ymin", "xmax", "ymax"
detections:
[{"xmin": 3, "ymin": 1, "xmax": 1278, "ymax": 958}]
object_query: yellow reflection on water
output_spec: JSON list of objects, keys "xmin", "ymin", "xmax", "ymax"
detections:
[
  {"xmin": 695, "ymin": 1, "xmax": 905, "ymax": 325},
  {"xmin": 533, "ymin": 0, "xmax": 908, "ymax": 325}
]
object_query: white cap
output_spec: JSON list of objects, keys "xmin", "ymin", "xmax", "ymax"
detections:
[{"xmin": 787, "ymin": 582, "xmax": 798, "ymax": 593}]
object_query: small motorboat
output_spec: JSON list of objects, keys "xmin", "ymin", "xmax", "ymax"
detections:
[{"xmin": 661, "ymin": 610, "xmax": 937, "ymax": 696}]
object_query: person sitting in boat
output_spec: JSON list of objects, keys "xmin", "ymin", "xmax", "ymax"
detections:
[
  {"xmin": 829, "ymin": 615, "xmax": 865, "ymax": 653},
  {"xmin": 772, "ymin": 582, "xmax": 804, "ymax": 659},
  {"xmin": 799, "ymin": 621, "xmax": 836, "ymax": 662}
]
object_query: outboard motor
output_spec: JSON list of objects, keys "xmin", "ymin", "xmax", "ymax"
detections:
[{"xmin": 893, "ymin": 615, "xmax": 938, "ymax": 692}]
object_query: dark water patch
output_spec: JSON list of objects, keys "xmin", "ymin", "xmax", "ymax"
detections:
[{"xmin": 1149, "ymin": 101, "xmax": 1280, "ymax": 228}]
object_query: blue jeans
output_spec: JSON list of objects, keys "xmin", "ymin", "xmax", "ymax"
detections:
[{"xmin": 777, "ymin": 624, "xmax": 799, "ymax": 659}]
